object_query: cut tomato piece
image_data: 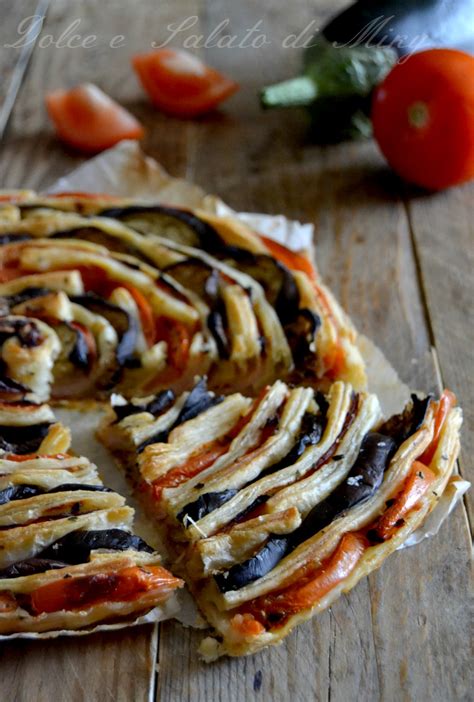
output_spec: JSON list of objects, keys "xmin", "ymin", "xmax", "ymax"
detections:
[
  {"xmin": 260, "ymin": 235, "xmax": 316, "ymax": 281},
  {"xmin": 30, "ymin": 565, "xmax": 182, "ymax": 614},
  {"xmin": 371, "ymin": 462, "xmax": 436, "ymax": 542},
  {"xmin": 45, "ymin": 83, "xmax": 144, "ymax": 154},
  {"xmin": 132, "ymin": 48, "xmax": 238, "ymax": 118},
  {"xmin": 419, "ymin": 389, "xmax": 457, "ymax": 466}
]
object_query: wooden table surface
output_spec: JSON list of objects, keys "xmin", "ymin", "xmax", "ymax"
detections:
[{"xmin": 0, "ymin": 1, "xmax": 472, "ymax": 700}]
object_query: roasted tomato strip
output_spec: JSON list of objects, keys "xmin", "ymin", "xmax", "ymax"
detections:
[
  {"xmin": 243, "ymin": 532, "xmax": 366, "ymax": 629},
  {"xmin": 419, "ymin": 389, "xmax": 456, "ymax": 466},
  {"xmin": 122, "ymin": 284, "xmax": 156, "ymax": 347},
  {"xmin": 3, "ymin": 453, "xmax": 71, "ymax": 462},
  {"xmin": 370, "ymin": 462, "xmax": 436, "ymax": 542},
  {"xmin": 151, "ymin": 441, "xmax": 230, "ymax": 502},
  {"xmin": 260, "ymin": 235, "xmax": 345, "ymax": 378},
  {"xmin": 49, "ymin": 192, "xmax": 120, "ymax": 201},
  {"xmin": 155, "ymin": 317, "xmax": 191, "ymax": 371},
  {"xmin": 151, "ymin": 389, "xmax": 270, "ymax": 502},
  {"xmin": 29, "ymin": 565, "xmax": 181, "ymax": 614},
  {"xmin": 260, "ymin": 236, "xmax": 316, "ymax": 281}
]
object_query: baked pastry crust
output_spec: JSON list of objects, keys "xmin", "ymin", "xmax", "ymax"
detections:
[
  {"xmin": 0, "ymin": 397, "xmax": 182, "ymax": 636},
  {"xmin": 0, "ymin": 192, "xmax": 366, "ymax": 398},
  {"xmin": 100, "ymin": 379, "xmax": 462, "ymax": 658}
]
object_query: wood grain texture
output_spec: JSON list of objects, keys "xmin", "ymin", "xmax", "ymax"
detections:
[
  {"xmin": 0, "ymin": 626, "xmax": 158, "ymax": 702},
  {"xmin": 0, "ymin": 0, "xmax": 49, "ymax": 137},
  {"xmin": 0, "ymin": 0, "xmax": 472, "ymax": 701},
  {"xmin": 406, "ymin": 186, "xmax": 474, "ymax": 526}
]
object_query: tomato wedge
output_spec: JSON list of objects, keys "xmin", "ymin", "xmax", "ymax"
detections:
[
  {"xmin": 371, "ymin": 462, "xmax": 436, "ymax": 542},
  {"xmin": 45, "ymin": 83, "xmax": 144, "ymax": 154},
  {"xmin": 244, "ymin": 532, "xmax": 366, "ymax": 628},
  {"xmin": 132, "ymin": 48, "xmax": 239, "ymax": 118},
  {"xmin": 30, "ymin": 565, "xmax": 181, "ymax": 614},
  {"xmin": 419, "ymin": 389, "xmax": 457, "ymax": 466}
]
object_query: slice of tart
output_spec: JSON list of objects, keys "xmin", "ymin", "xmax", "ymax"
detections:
[
  {"xmin": 0, "ymin": 396, "xmax": 182, "ymax": 636},
  {"xmin": 100, "ymin": 379, "xmax": 461, "ymax": 658}
]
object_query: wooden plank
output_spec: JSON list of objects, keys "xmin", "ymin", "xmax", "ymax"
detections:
[
  {"xmin": 0, "ymin": 0, "xmax": 49, "ymax": 138},
  {"xmin": 1, "ymin": 626, "xmax": 158, "ymax": 702},
  {"xmin": 406, "ymin": 184, "xmax": 474, "ymax": 527}
]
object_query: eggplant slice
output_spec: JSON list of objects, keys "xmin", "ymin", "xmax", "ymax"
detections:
[
  {"xmin": 0, "ymin": 422, "xmax": 52, "ymax": 455},
  {"xmin": 100, "ymin": 205, "xmax": 224, "ymax": 250},
  {"xmin": 39, "ymin": 528, "xmax": 154, "ymax": 564}
]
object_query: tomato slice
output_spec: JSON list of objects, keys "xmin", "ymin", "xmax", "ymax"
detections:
[
  {"xmin": 30, "ymin": 565, "xmax": 182, "ymax": 614},
  {"xmin": 3, "ymin": 453, "xmax": 71, "ymax": 462},
  {"xmin": 244, "ymin": 532, "xmax": 366, "ymax": 628},
  {"xmin": 260, "ymin": 235, "xmax": 316, "ymax": 281},
  {"xmin": 132, "ymin": 48, "xmax": 238, "ymax": 118},
  {"xmin": 122, "ymin": 284, "xmax": 156, "ymax": 347},
  {"xmin": 45, "ymin": 83, "xmax": 144, "ymax": 154},
  {"xmin": 150, "ymin": 391, "xmax": 268, "ymax": 501},
  {"xmin": 151, "ymin": 441, "xmax": 230, "ymax": 502},
  {"xmin": 419, "ymin": 389, "xmax": 457, "ymax": 466},
  {"xmin": 155, "ymin": 317, "xmax": 191, "ymax": 371},
  {"xmin": 370, "ymin": 462, "xmax": 436, "ymax": 542},
  {"xmin": 48, "ymin": 192, "xmax": 120, "ymax": 201}
]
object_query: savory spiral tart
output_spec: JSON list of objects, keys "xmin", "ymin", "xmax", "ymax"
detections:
[
  {"xmin": 0, "ymin": 397, "xmax": 182, "ymax": 636},
  {"xmin": 0, "ymin": 191, "xmax": 366, "ymax": 395},
  {"xmin": 100, "ymin": 379, "xmax": 461, "ymax": 658}
]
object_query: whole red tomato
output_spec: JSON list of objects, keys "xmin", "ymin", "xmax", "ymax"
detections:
[{"xmin": 372, "ymin": 49, "xmax": 474, "ymax": 191}]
